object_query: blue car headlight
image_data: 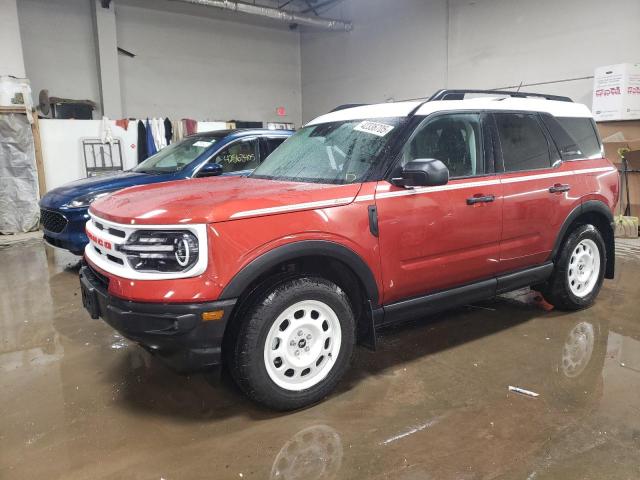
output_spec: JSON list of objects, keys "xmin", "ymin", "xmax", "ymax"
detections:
[{"xmin": 63, "ymin": 190, "xmax": 116, "ymax": 208}]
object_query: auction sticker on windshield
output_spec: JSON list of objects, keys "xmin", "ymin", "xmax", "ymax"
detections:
[
  {"xmin": 193, "ymin": 141, "xmax": 213, "ymax": 148},
  {"xmin": 354, "ymin": 121, "xmax": 395, "ymax": 137}
]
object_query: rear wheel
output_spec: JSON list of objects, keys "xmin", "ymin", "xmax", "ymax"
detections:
[
  {"xmin": 543, "ymin": 224, "xmax": 606, "ymax": 310},
  {"xmin": 228, "ymin": 277, "xmax": 355, "ymax": 410}
]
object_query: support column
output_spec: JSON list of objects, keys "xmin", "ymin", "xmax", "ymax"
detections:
[
  {"xmin": 92, "ymin": 0, "xmax": 122, "ymax": 118},
  {"xmin": 0, "ymin": 0, "xmax": 26, "ymax": 77}
]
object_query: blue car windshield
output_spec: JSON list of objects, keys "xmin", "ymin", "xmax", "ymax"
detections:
[{"xmin": 133, "ymin": 134, "xmax": 220, "ymax": 173}]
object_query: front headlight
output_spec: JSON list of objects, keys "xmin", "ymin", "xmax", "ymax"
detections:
[
  {"xmin": 64, "ymin": 191, "xmax": 114, "ymax": 208},
  {"xmin": 117, "ymin": 230, "xmax": 199, "ymax": 272}
]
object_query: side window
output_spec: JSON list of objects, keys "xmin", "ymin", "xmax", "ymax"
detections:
[
  {"xmin": 213, "ymin": 138, "xmax": 259, "ymax": 173},
  {"xmin": 402, "ymin": 113, "xmax": 484, "ymax": 178},
  {"xmin": 555, "ymin": 117, "xmax": 602, "ymax": 160},
  {"xmin": 495, "ymin": 113, "xmax": 551, "ymax": 172},
  {"xmin": 263, "ymin": 137, "xmax": 287, "ymax": 158}
]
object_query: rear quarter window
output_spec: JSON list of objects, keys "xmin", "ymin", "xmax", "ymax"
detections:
[{"xmin": 541, "ymin": 115, "xmax": 602, "ymax": 160}]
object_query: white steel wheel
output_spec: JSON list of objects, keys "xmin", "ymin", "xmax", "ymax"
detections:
[
  {"xmin": 567, "ymin": 239, "xmax": 601, "ymax": 298},
  {"xmin": 561, "ymin": 322, "xmax": 595, "ymax": 378},
  {"xmin": 264, "ymin": 300, "xmax": 342, "ymax": 391}
]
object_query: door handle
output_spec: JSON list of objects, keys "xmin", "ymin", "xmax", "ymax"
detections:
[
  {"xmin": 466, "ymin": 194, "xmax": 495, "ymax": 205},
  {"xmin": 549, "ymin": 183, "xmax": 571, "ymax": 193}
]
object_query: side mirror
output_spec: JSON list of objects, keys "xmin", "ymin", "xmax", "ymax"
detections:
[
  {"xmin": 392, "ymin": 159, "xmax": 449, "ymax": 188},
  {"xmin": 197, "ymin": 163, "xmax": 223, "ymax": 178}
]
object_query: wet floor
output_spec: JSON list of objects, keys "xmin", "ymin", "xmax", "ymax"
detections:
[{"xmin": 1, "ymin": 239, "xmax": 640, "ymax": 479}]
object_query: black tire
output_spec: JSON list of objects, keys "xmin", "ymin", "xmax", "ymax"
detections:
[
  {"xmin": 543, "ymin": 224, "xmax": 606, "ymax": 311},
  {"xmin": 227, "ymin": 277, "xmax": 355, "ymax": 411}
]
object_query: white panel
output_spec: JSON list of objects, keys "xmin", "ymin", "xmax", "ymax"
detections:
[{"xmin": 39, "ymin": 119, "xmax": 139, "ymax": 191}]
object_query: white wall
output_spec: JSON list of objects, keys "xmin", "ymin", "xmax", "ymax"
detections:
[
  {"xmin": 300, "ymin": 0, "xmax": 640, "ymax": 123},
  {"xmin": 0, "ymin": 0, "xmax": 26, "ymax": 77},
  {"xmin": 16, "ymin": 0, "xmax": 302, "ymax": 126},
  {"xmin": 16, "ymin": 0, "xmax": 640, "ymax": 127},
  {"xmin": 300, "ymin": 0, "xmax": 448, "ymax": 122},
  {"xmin": 17, "ymin": 0, "xmax": 100, "ymax": 110},
  {"xmin": 447, "ymin": 0, "xmax": 640, "ymax": 106},
  {"xmin": 115, "ymin": 3, "xmax": 302, "ymax": 125}
]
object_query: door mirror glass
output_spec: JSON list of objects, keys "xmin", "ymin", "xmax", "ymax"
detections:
[
  {"xmin": 197, "ymin": 162, "xmax": 223, "ymax": 177},
  {"xmin": 393, "ymin": 158, "xmax": 449, "ymax": 187}
]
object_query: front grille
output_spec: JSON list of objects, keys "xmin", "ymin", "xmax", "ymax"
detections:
[
  {"xmin": 94, "ymin": 221, "xmax": 125, "ymax": 238},
  {"xmin": 40, "ymin": 209, "xmax": 68, "ymax": 233},
  {"xmin": 108, "ymin": 227, "xmax": 126, "ymax": 238}
]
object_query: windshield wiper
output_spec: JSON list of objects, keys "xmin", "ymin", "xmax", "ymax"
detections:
[{"xmin": 136, "ymin": 169, "xmax": 169, "ymax": 175}]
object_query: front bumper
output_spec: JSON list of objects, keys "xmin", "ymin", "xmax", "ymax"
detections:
[{"xmin": 79, "ymin": 265, "xmax": 236, "ymax": 371}]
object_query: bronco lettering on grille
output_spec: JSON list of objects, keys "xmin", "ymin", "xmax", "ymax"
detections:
[{"xmin": 87, "ymin": 230, "xmax": 112, "ymax": 250}]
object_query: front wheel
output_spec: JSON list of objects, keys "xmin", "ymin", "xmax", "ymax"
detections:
[
  {"xmin": 228, "ymin": 277, "xmax": 355, "ymax": 410},
  {"xmin": 543, "ymin": 224, "xmax": 606, "ymax": 311}
]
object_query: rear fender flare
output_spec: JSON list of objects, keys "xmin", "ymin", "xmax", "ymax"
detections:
[{"xmin": 550, "ymin": 200, "xmax": 614, "ymax": 278}]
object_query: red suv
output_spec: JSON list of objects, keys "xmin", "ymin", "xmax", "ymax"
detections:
[{"xmin": 80, "ymin": 90, "xmax": 619, "ymax": 410}]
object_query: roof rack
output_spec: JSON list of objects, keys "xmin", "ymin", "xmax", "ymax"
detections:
[
  {"xmin": 428, "ymin": 89, "xmax": 573, "ymax": 103},
  {"xmin": 330, "ymin": 103, "xmax": 369, "ymax": 112}
]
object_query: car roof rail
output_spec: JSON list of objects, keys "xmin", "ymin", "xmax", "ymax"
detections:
[
  {"xmin": 428, "ymin": 89, "xmax": 574, "ymax": 103},
  {"xmin": 330, "ymin": 103, "xmax": 369, "ymax": 112}
]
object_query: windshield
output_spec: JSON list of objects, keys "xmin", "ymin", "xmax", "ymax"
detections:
[
  {"xmin": 251, "ymin": 118, "xmax": 404, "ymax": 184},
  {"xmin": 133, "ymin": 135, "xmax": 220, "ymax": 173}
]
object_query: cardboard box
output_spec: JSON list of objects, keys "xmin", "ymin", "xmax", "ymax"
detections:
[
  {"xmin": 596, "ymin": 120, "xmax": 640, "ymax": 165},
  {"xmin": 619, "ymin": 171, "xmax": 640, "ymax": 218},
  {"xmin": 596, "ymin": 120, "xmax": 640, "ymax": 217},
  {"xmin": 592, "ymin": 63, "xmax": 640, "ymax": 121}
]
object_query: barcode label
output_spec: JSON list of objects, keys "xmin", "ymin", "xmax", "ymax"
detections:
[{"xmin": 354, "ymin": 121, "xmax": 395, "ymax": 137}]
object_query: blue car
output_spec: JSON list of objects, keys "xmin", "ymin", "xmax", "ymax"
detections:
[{"xmin": 39, "ymin": 128, "xmax": 293, "ymax": 255}]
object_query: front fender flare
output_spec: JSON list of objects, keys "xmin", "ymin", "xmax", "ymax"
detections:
[{"xmin": 219, "ymin": 240, "xmax": 380, "ymax": 306}]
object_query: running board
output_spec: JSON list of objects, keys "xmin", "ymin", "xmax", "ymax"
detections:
[{"xmin": 360, "ymin": 262, "xmax": 554, "ymax": 347}]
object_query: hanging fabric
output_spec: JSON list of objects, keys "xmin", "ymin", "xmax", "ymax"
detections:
[
  {"xmin": 100, "ymin": 116, "xmax": 114, "ymax": 144},
  {"xmin": 137, "ymin": 120, "xmax": 148, "ymax": 163},
  {"xmin": 145, "ymin": 118, "xmax": 157, "ymax": 157},
  {"xmin": 174, "ymin": 119, "xmax": 184, "ymax": 142},
  {"xmin": 115, "ymin": 119, "xmax": 130, "ymax": 130},
  {"xmin": 164, "ymin": 117, "xmax": 173, "ymax": 145},
  {"xmin": 183, "ymin": 118, "xmax": 197, "ymax": 136},
  {"xmin": 151, "ymin": 118, "xmax": 166, "ymax": 150}
]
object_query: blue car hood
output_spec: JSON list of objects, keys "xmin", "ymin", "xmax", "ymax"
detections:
[{"xmin": 40, "ymin": 171, "xmax": 178, "ymax": 208}]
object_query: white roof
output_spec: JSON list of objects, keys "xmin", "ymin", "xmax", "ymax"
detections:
[
  {"xmin": 307, "ymin": 96, "xmax": 593, "ymax": 126},
  {"xmin": 306, "ymin": 101, "xmax": 422, "ymax": 126}
]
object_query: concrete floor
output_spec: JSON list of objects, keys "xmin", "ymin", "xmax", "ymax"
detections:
[{"xmin": 1, "ymin": 240, "xmax": 640, "ymax": 480}]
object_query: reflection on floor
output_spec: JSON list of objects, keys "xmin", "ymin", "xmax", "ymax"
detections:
[{"xmin": 1, "ymin": 239, "xmax": 639, "ymax": 479}]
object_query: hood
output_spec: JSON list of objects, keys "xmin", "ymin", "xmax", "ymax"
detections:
[
  {"xmin": 90, "ymin": 176, "xmax": 363, "ymax": 224},
  {"xmin": 39, "ymin": 171, "xmax": 177, "ymax": 208}
]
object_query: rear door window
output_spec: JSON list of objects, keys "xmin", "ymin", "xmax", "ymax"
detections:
[
  {"xmin": 263, "ymin": 137, "xmax": 288, "ymax": 157},
  {"xmin": 495, "ymin": 113, "xmax": 551, "ymax": 172},
  {"xmin": 213, "ymin": 138, "xmax": 259, "ymax": 173}
]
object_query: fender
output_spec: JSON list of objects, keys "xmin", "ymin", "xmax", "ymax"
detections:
[
  {"xmin": 549, "ymin": 200, "xmax": 615, "ymax": 278},
  {"xmin": 219, "ymin": 240, "xmax": 380, "ymax": 306}
]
